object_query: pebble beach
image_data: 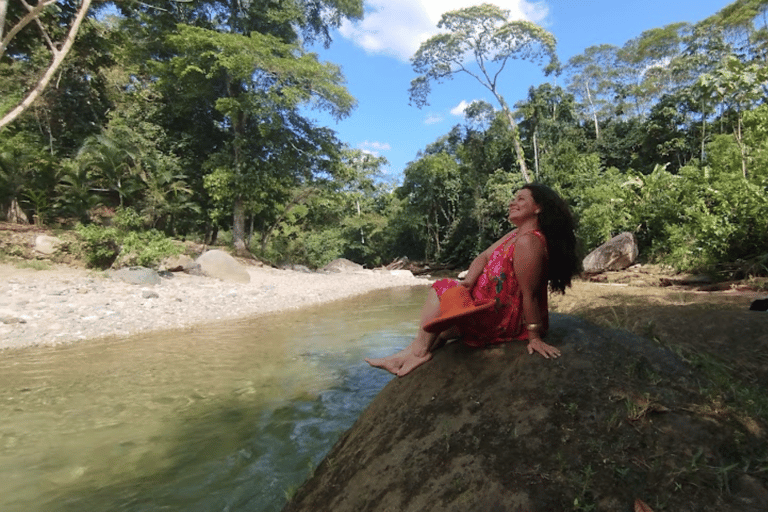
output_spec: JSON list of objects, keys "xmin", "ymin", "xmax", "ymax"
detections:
[{"xmin": 0, "ymin": 263, "xmax": 427, "ymax": 350}]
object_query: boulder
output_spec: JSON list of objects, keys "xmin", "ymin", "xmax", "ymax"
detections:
[
  {"xmin": 195, "ymin": 249, "xmax": 250, "ymax": 283},
  {"xmin": 158, "ymin": 254, "xmax": 197, "ymax": 272},
  {"xmin": 283, "ymin": 313, "xmax": 767, "ymax": 512},
  {"xmin": 321, "ymin": 258, "xmax": 365, "ymax": 273},
  {"xmin": 280, "ymin": 264, "xmax": 313, "ymax": 273},
  {"xmin": 109, "ymin": 267, "xmax": 161, "ymax": 286},
  {"xmin": 582, "ymin": 231, "xmax": 638, "ymax": 273},
  {"xmin": 34, "ymin": 235, "xmax": 63, "ymax": 255}
]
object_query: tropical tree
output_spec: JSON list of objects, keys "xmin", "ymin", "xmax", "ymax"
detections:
[
  {"xmin": 563, "ymin": 44, "xmax": 620, "ymax": 139},
  {"xmin": 615, "ymin": 23, "xmax": 693, "ymax": 119},
  {"xmin": 514, "ymin": 83, "xmax": 577, "ymax": 179},
  {"xmin": 408, "ymin": 3, "xmax": 558, "ymax": 183},
  {"xmin": 694, "ymin": 54, "xmax": 768, "ymax": 177},
  {"xmin": 116, "ymin": 0, "xmax": 363, "ymax": 253},
  {"xmin": 397, "ymin": 152, "xmax": 463, "ymax": 261}
]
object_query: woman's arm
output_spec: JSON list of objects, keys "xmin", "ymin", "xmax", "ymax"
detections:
[
  {"xmin": 460, "ymin": 230, "xmax": 515, "ymax": 289},
  {"xmin": 514, "ymin": 233, "xmax": 561, "ymax": 359}
]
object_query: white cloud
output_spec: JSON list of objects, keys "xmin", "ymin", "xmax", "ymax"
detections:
[
  {"xmin": 358, "ymin": 140, "xmax": 392, "ymax": 157},
  {"xmin": 338, "ymin": 1, "xmax": 549, "ymax": 62},
  {"xmin": 424, "ymin": 113, "xmax": 443, "ymax": 125},
  {"xmin": 360, "ymin": 140, "xmax": 392, "ymax": 151},
  {"xmin": 450, "ymin": 100, "xmax": 475, "ymax": 116}
]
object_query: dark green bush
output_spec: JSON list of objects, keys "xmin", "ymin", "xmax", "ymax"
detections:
[{"xmin": 76, "ymin": 215, "xmax": 182, "ymax": 269}]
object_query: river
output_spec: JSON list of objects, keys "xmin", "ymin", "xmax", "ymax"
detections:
[{"xmin": 0, "ymin": 285, "xmax": 429, "ymax": 512}]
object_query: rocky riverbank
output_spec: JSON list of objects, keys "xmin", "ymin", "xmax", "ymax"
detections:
[{"xmin": 0, "ymin": 263, "xmax": 428, "ymax": 350}]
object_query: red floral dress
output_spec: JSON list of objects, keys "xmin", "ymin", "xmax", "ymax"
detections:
[{"xmin": 432, "ymin": 230, "xmax": 549, "ymax": 347}]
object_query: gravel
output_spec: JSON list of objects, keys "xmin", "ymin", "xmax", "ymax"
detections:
[{"xmin": 0, "ymin": 264, "xmax": 428, "ymax": 350}]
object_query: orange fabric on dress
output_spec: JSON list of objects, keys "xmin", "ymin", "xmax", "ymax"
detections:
[{"xmin": 432, "ymin": 230, "xmax": 548, "ymax": 347}]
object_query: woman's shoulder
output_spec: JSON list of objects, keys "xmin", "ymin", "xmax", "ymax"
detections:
[
  {"xmin": 514, "ymin": 229, "xmax": 546, "ymax": 243},
  {"xmin": 513, "ymin": 230, "xmax": 547, "ymax": 254}
]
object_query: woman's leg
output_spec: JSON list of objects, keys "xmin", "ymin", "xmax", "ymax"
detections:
[{"xmin": 366, "ymin": 288, "xmax": 443, "ymax": 376}]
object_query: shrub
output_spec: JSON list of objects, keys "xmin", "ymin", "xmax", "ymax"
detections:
[
  {"xmin": 75, "ymin": 223, "xmax": 182, "ymax": 269},
  {"xmin": 76, "ymin": 224, "xmax": 121, "ymax": 268}
]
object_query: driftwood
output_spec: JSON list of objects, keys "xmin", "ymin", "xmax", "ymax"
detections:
[{"xmin": 382, "ymin": 257, "xmax": 456, "ymax": 276}]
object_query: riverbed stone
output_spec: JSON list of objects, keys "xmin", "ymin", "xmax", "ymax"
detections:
[
  {"xmin": 141, "ymin": 289, "xmax": 159, "ymax": 299},
  {"xmin": 195, "ymin": 249, "xmax": 250, "ymax": 283},
  {"xmin": 159, "ymin": 254, "xmax": 196, "ymax": 272},
  {"xmin": 1, "ymin": 315, "xmax": 26, "ymax": 324},
  {"xmin": 34, "ymin": 235, "xmax": 63, "ymax": 255},
  {"xmin": 110, "ymin": 267, "xmax": 161, "ymax": 286},
  {"xmin": 321, "ymin": 258, "xmax": 365, "ymax": 273}
]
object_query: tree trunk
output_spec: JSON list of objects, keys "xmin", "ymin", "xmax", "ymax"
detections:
[
  {"xmin": 585, "ymin": 83, "xmax": 600, "ymax": 140},
  {"xmin": 7, "ymin": 198, "xmax": 29, "ymax": 224},
  {"xmin": 501, "ymin": 108, "xmax": 531, "ymax": 183},
  {"xmin": 533, "ymin": 130, "xmax": 540, "ymax": 180},
  {"xmin": 232, "ymin": 198, "xmax": 248, "ymax": 255},
  {"xmin": 734, "ymin": 116, "xmax": 748, "ymax": 179},
  {"xmin": 355, "ymin": 198, "xmax": 365, "ymax": 245},
  {"xmin": 495, "ymin": 93, "xmax": 531, "ymax": 183}
]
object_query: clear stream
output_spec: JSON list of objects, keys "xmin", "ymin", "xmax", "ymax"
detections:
[{"xmin": 0, "ymin": 285, "xmax": 429, "ymax": 512}]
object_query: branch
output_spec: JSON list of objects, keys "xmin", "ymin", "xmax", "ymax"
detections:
[
  {"xmin": 0, "ymin": 0, "xmax": 8, "ymax": 43},
  {"xmin": 0, "ymin": 0, "xmax": 57, "ymax": 57},
  {"xmin": 32, "ymin": 9, "xmax": 56, "ymax": 52},
  {"xmin": 0, "ymin": 0, "xmax": 93, "ymax": 131}
]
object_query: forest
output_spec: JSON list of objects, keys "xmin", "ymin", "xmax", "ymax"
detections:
[{"xmin": 1, "ymin": 0, "xmax": 767, "ymax": 278}]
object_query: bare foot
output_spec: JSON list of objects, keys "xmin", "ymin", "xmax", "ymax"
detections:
[
  {"xmin": 396, "ymin": 352, "xmax": 433, "ymax": 377},
  {"xmin": 365, "ymin": 354, "xmax": 405, "ymax": 375}
]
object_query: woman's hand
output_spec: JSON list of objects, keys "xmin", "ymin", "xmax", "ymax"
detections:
[{"xmin": 527, "ymin": 337, "xmax": 561, "ymax": 359}]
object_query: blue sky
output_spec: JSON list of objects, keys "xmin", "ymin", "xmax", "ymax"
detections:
[{"xmin": 306, "ymin": 0, "xmax": 735, "ymax": 183}]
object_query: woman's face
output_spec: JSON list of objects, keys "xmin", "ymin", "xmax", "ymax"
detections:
[{"xmin": 508, "ymin": 188, "xmax": 540, "ymax": 226}]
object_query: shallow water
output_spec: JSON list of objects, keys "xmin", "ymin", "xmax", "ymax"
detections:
[{"xmin": 0, "ymin": 285, "xmax": 429, "ymax": 512}]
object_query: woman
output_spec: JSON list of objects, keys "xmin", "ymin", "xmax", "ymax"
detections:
[{"xmin": 366, "ymin": 183, "xmax": 578, "ymax": 377}]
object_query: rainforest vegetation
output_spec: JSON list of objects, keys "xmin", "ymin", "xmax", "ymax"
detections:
[{"xmin": 1, "ymin": 0, "xmax": 767, "ymax": 277}]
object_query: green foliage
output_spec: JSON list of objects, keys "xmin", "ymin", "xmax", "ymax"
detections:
[
  {"xmin": 75, "ymin": 208, "xmax": 182, "ymax": 269},
  {"xmin": 76, "ymin": 224, "xmax": 122, "ymax": 268},
  {"xmin": 274, "ymin": 227, "xmax": 348, "ymax": 269},
  {"xmin": 112, "ymin": 206, "xmax": 146, "ymax": 231},
  {"xmin": 118, "ymin": 230, "xmax": 183, "ymax": 268}
]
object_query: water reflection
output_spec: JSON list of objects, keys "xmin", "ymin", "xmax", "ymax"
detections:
[{"xmin": 0, "ymin": 285, "xmax": 428, "ymax": 512}]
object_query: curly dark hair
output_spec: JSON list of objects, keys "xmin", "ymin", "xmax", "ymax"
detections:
[{"xmin": 522, "ymin": 183, "xmax": 579, "ymax": 294}]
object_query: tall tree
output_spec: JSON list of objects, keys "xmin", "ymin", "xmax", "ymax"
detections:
[
  {"xmin": 116, "ymin": 0, "xmax": 363, "ymax": 252},
  {"xmin": 408, "ymin": 3, "xmax": 558, "ymax": 183},
  {"xmin": 695, "ymin": 54, "xmax": 768, "ymax": 177},
  {"xmin": 514, "ymin": 83, "xmax": 576, "ymax": 179},
  {"xmin": 563, "ymin": 44, "xmax": 619, "ymax": 139},
  {"xmin": 615, "ymin": 23, "xmax": 692, "ymax": 118}
]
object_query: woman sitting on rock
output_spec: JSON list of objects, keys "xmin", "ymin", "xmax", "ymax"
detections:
[{"xmin": 366, "ymin": 183, "xmax": 579, "ymax": 377}]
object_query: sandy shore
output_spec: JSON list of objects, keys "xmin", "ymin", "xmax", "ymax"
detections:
[{"xmin": 0, "ymin": 263, "xmax": 429, "ymax": 351}]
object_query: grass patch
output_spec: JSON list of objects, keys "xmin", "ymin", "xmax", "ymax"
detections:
[{"xmin": 15, "ymin": 260, "xmax": 52, "ymax": 271}]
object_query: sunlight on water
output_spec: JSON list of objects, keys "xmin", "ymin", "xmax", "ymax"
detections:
[{"xmin": 0, "ymin": 285, "xmax": 429, "ymax": 512}]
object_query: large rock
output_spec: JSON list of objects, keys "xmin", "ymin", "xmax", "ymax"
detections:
[
  {"xmin": 283, "ymin": 313, "xmax": 767, "ymax": 512},
  {"xmin": 158, "ymin": 254, "xmax": 197, "ymax": 272},
  {"xmin": 34, "ymin": 235, "xmax": 63, "ymax": 255},
  {"xmin": 109, "ymin": 267, "xmax": 161, "ymax": 286},
  {"xmin": 195, "ymin": 249, "xmax": 250, "ymax": 283},
  {"xmin": 582, "ymin": 231, "xmax": 639, "ymax": 273},
  {"xmin": 322, "ymin": 258, "xmax": 366, "ymax": 273}
]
